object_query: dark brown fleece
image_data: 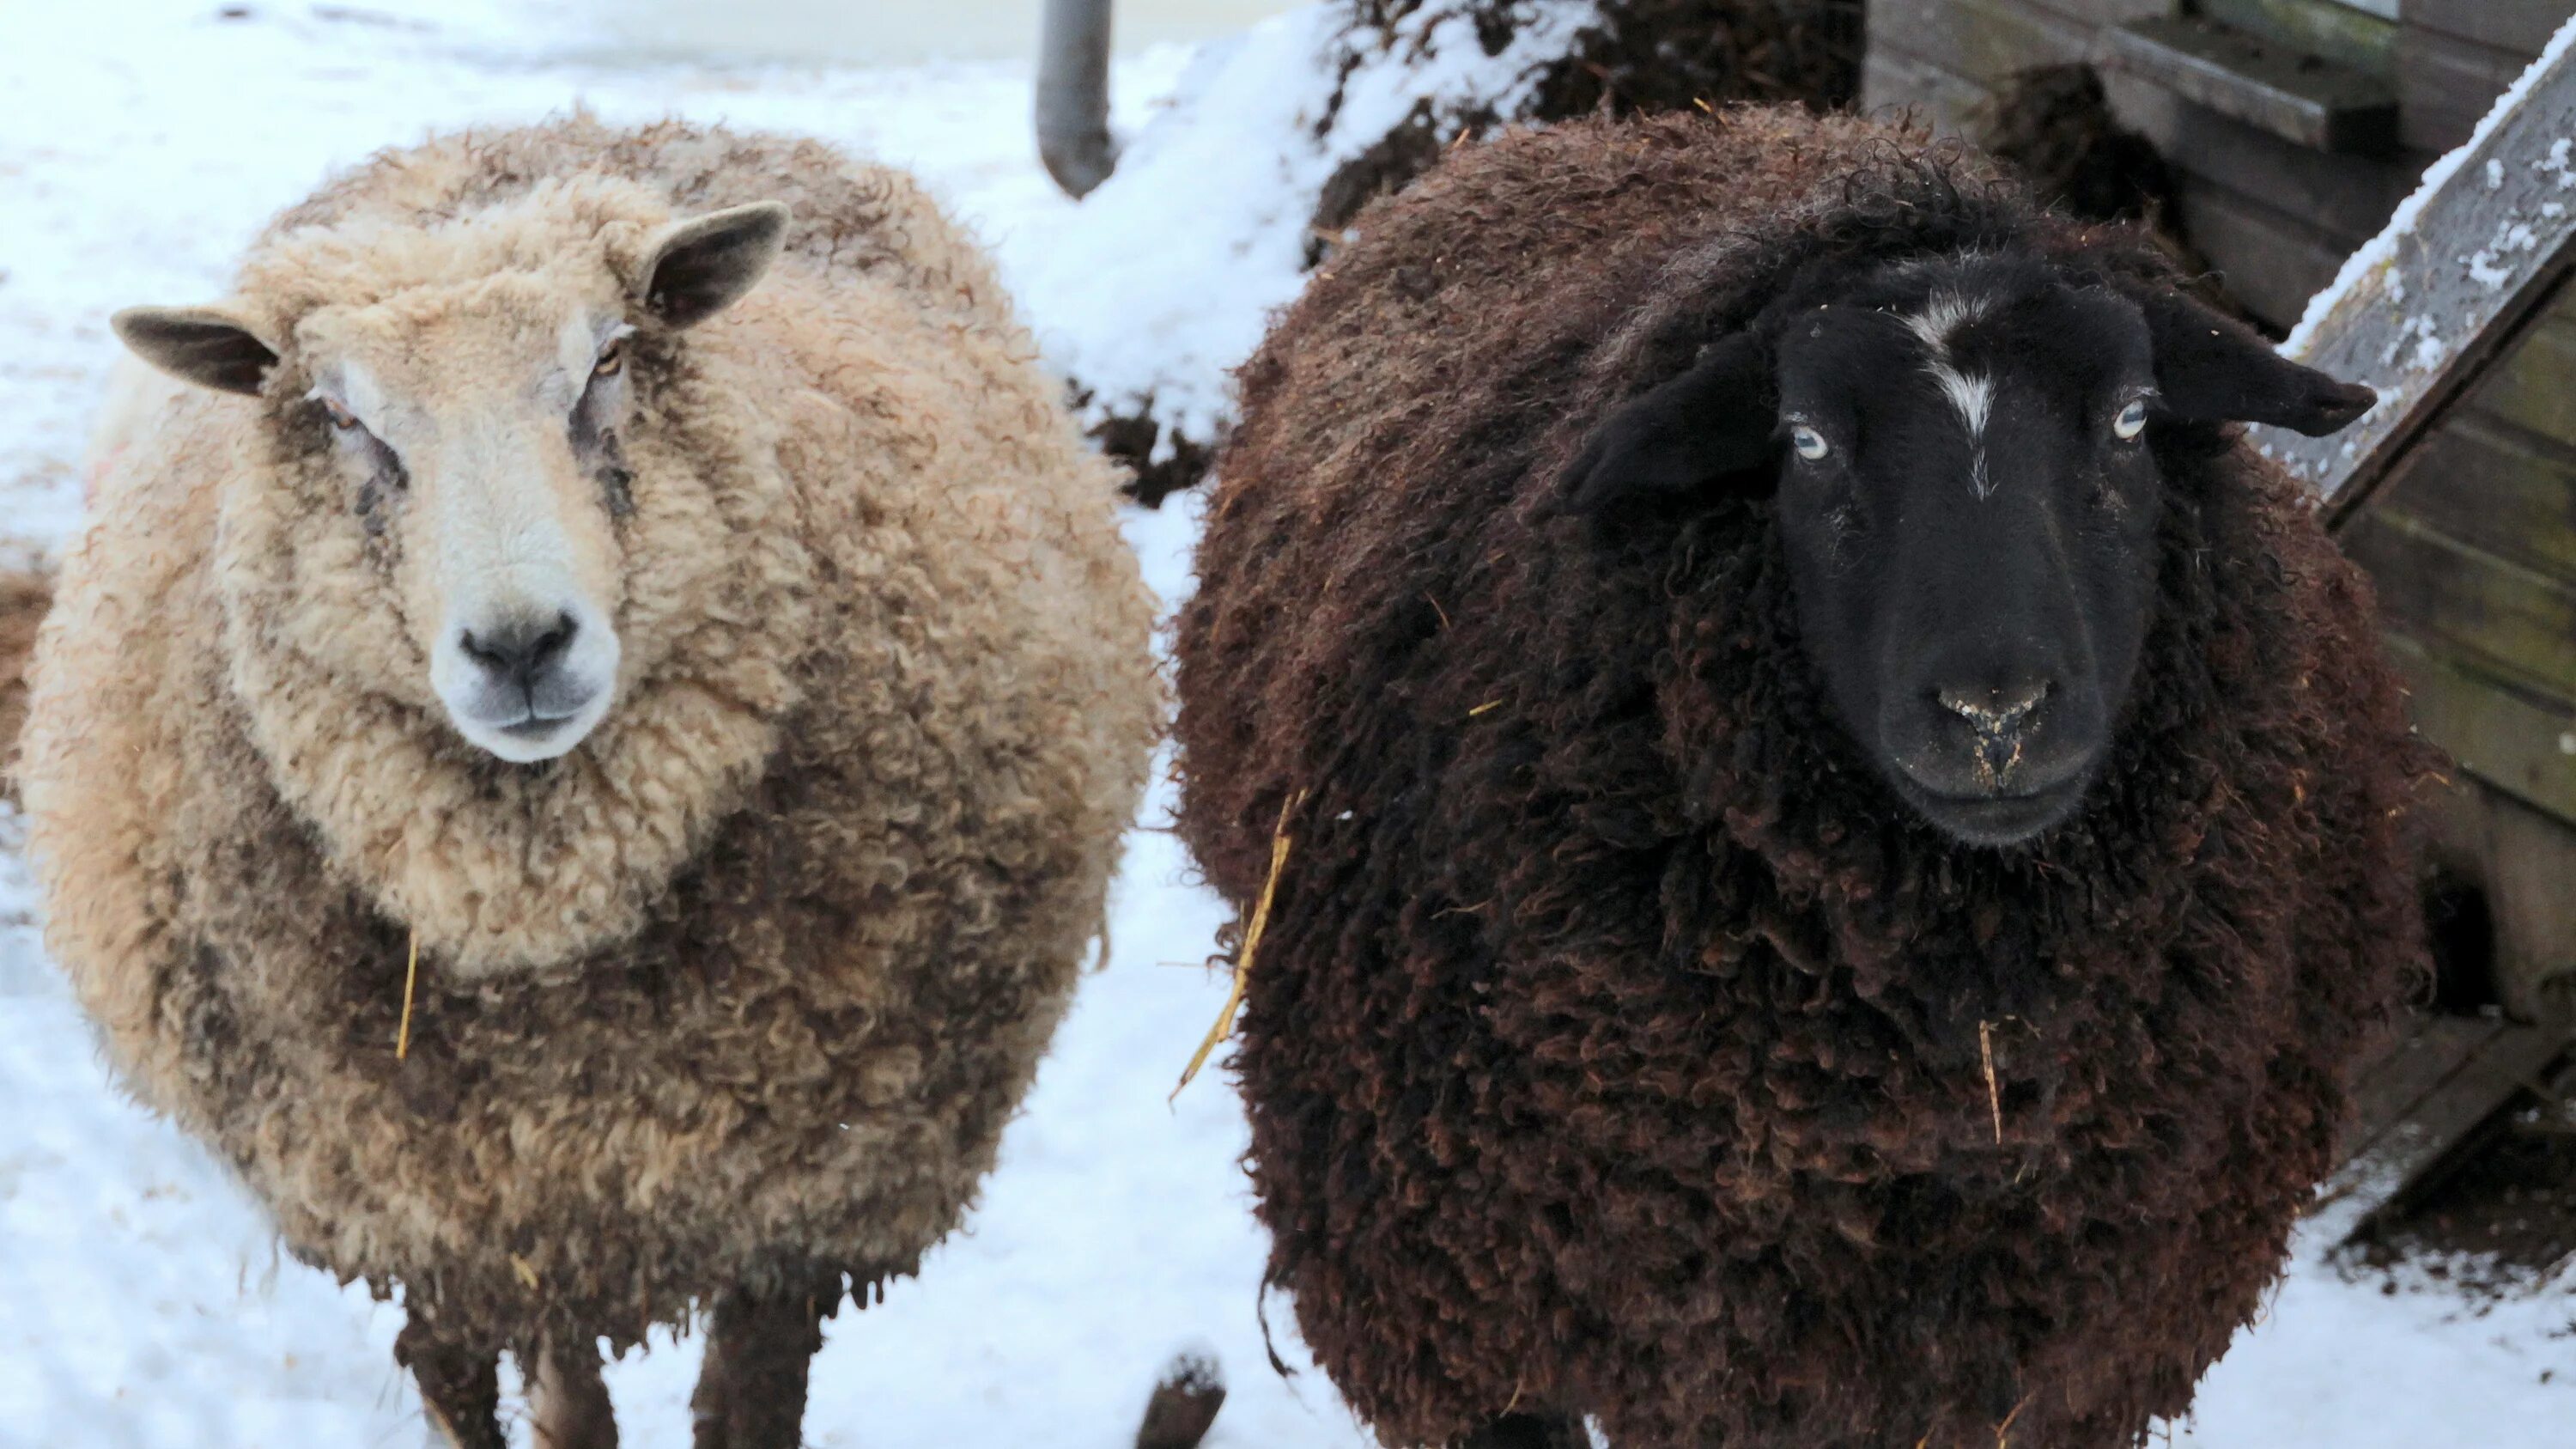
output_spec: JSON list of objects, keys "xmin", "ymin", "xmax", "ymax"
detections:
[{"xmin": 1171, "ymin": 109, "xmax": 2427, "ymax": 1448}]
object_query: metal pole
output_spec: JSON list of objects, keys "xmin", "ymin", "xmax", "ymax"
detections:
[{"xmin": 1036, "ymin": 0, "xmax": 1119, "ymax": 198}]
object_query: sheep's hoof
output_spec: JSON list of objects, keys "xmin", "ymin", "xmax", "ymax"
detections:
[{"xmin": 1135, "ymin": 1350, "xmax": 1225, "ymax": 1449}]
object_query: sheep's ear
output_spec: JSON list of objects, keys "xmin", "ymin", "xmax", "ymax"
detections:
[
  {"xmin": 111, "ymin": 306, "xmax": 280, "ymax": 396},
  {"xmin": 1555, "ymin": 332, "xmax": 1777, "ymax": 538},
  {"xmin": 640, "ymin": 202, "xmax": 791, "ymax": 329},
  {"xmin": 2138, "ymin": 289, "xmax": 2374, "ymax": 436}
]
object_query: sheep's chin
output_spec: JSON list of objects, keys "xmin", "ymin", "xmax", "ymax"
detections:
[{"xmin": 447, "ymin": 693, "xmax": 614, "ymax": 764}]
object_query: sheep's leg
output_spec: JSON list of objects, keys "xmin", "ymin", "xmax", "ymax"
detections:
[
  {"xmin": 394, "ymin": 1312, "xmax": 505, "ymax": 1449},
  {"xmin": 689, "ymin": 1279, "xmax": 832, "ymax": 1449},
  {"xmin": 1460, "ymin": 1411, "xmax": 1589, "ymax": 1449},
  {"xmin": 530, "ymin": 1337, "xmax": 617, "ymax": 1449}
]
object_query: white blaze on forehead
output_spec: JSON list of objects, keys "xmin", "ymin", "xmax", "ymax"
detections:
[
  {"xmin": 1901, "ymin": 290, "xmax": 1990, "ymax": 355},
  {"xmin": 1901, "ymin": 290, "xmax": 2000, "ymax": 500}
]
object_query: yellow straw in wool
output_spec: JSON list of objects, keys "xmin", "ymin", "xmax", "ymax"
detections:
[
  {"xmin": 396, "ymin": 931, "xmax": 419, "ymax": 1061},
  {"xmin": 1172, "ymin": 790, "xmax": 1303, "ymax": 1101}
]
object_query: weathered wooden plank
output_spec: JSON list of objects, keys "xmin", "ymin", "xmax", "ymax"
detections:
[
  {"xmin": 2120, "ymin": 83, "xmax": 2424, "ymax": 243},
  {"xmin": 2020, "ymin": 0, "xmax": 2172, "ymax": 28},
  {"xmin": 2402, "ymin": 24, "xmax": 2545, "ymax": 151},
  {"xmin": 2402, "ymin": 0, "xmax": 2570, "ymax": 65},
  {"xmin": 1859, "ymin": 46, "xmax": 1994, "ymax": 133},
  {"xmin": 2322, "ymin": 1021, "xmax": 2569, "ymax": 1236},
  {"xmin": 1868, "ymin": 0, "xmax": 2091, "ymax": 88},
  {"xmin": 2345, "ymin": 512, "xmax": 2576, "ymax": 693},
  {"xmin": 2251, "ymin": 22, "xmax": 2576, "ymax": 510},
  {"xmin": 2382, "ymin": 630, "xmax": 2576, "ymax": 823},
  {"xmin": 2367, "ymin": 410, "xmax": 2576, "ymax": 574},
  {"xmin": 2204, "ymin": 0, "xmax": 2399, "ymax": 73},
  {"xmin": 2341, "ymin": 1014, "xmax": 2504, "ymax": 1162},
  {"xmin": 2172, "ymin": 173, "xmax": 2357, "ymax": 326},
  {"xmin": 2104, "ymin": 15, "xmax": 2399, "ymax": 151},
  {"xmin": 2478, "ymin": 787, "xmax": 2576, "ymax": 1016},
  {"xmin": 2470, "ymin": 307, "xmax": 2576, "ymax": 445}
]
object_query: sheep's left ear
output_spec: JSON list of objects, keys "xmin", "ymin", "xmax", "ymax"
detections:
[
  {"xmin": 639, "ymin": 202, "xmax": 791, "ymax": 329},
  {"xmin": 111, "ymin": 306, "xmax": 281, "ymax": 396},
  {"xmin": 2138, "ymin": 288, "xmax": 2375, "ymax": 436},
  {"xmin": 1555, "ymin": 332, "xmax": 1777, "ymax": 539}
]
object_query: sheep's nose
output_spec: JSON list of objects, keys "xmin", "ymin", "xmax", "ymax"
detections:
[
  {"xmin": 459, "ymin": 612, "xmax": 577, "ymax": 691},
  {"xmin": 1939, "ymin": 680, "xmax": 2050, "ymax": 777}
]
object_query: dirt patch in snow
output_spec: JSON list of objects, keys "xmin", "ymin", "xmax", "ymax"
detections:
[{"xmin": 2354, "ymin": 1099, "xmax": 2576, "ymax": 1299}]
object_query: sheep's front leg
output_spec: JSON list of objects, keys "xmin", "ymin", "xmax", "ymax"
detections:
[
  {"xmin": 1460, "ymin": 1411, "xmax": 1589, "ymax": 1449},
  {"xmin": 690, "ymin": 1279, "xmax": 832, "ymax": 1449},
  {"xmin": 530, "ymin": 1336, "xmax": 617, "ymax": 1449},
  {"xmin": 395, "ymin": 1310, "xmax": 505, "ymax": 1449}
]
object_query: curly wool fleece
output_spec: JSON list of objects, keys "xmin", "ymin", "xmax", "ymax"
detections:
[
  {"xmin": 21, "ymin": 116, "xmax": 1159, "ymax": 1351},
  {"xmin": 1172, "ymin": 107, "xmax": 2429, "ymax": 1448}
]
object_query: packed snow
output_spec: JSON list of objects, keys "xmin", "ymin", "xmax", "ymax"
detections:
[{"xmin": 4, "ymin": 3, "xmax": 2575, "ymax": 1446}]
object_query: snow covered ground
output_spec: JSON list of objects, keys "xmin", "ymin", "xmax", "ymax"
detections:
[{"xmin": 3, "ymin": 3, "xmax": 2573, "ymax": 1446}]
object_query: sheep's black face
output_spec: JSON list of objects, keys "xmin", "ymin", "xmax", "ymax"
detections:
[
  {"xmin": 1560, "ymin": 247, "xmax": 2376, "ymax": 848},
  {"xmin": 1771, "ymin": 256, "xmax": 2164, "ymax": 844}
]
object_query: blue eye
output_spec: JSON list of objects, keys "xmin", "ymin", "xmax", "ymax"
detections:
[
  {"xmin": 2114, "ymin": 399, "xmax": 2148, "ymax": 441},
  {"xmin": 1791, "ymin": 424, "xmax": 1831, "ymax": 460}
]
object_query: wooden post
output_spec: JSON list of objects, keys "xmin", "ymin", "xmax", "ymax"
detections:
[
  {"xmin": 1036, "ymin": 0, "xmax": 1119, "ymax": 199},
  {"xmin": 2252, "ymin": 17, "xmax": 2576, "ymax": 520}
]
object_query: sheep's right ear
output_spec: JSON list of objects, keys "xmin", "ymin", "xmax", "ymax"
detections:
[
  {"xmin": 640, "ymin": 202, "xmax": 791, "ymax": 329},
  {"xmin": 1555, "ymin": 333, "xmax": 1777, "ymax": 539},
  {"xmin": 111, "ymin": 306, "xmax": 280, "ymax": 396}
]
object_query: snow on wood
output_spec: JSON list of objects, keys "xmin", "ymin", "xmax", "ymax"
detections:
[{"xmin": 2253, "ymin": 14, "xmax": 2576, "ymax": 513}]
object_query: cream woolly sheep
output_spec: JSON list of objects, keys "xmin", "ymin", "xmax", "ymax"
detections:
[{"xmin": 21, "ymin": 116, "xmax": 1159, "ymax": 1449}]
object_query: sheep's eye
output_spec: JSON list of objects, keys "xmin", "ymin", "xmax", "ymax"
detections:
[
  {"xmin": 320, "ymin": 398, "xmax": 361, "ymax": 432},
  {"xmin": 1790, "ymin": 424, "xmax": 1831, "ymax": 461},
  {"xmin": 2113, "ymin": 399, "xmax": 2148, "ymax": 441},
  {"xmin": 593, "ymin": 341, "xmax": 625, "ymax": 378}
]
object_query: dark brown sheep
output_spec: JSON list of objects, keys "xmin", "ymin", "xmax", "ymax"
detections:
[{"xmin": 1170, "ymin": 108, "xmax": 2427, "ymax": 1448}]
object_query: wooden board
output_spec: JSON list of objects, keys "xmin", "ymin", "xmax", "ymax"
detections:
[
  {"xmin": 2123, "ymin": 87, "xmax": 2424, "ymax": 243},
  {"xmin": 2251, "ymin": 23, "xmax": 2576, "ymax": 514},
  {"xmin": 2105, "ymin": 15, "xmax": 2399, "ymax": 150},
  {"xmin": 2471, "ymin": 307, "xmax": 2576, "ymax": 444},
  {"xmin": 1868, "ymin": 0, "xmax": 2092, "ymax": 92},
  {"xmin": 2382, "ymin": 630, "xmax": 2576, "ymax": 825},
  {"xmin": 2366, "ymin": 409, "xmax": 2576, "ymax": 580},
  {"xmin": 2320, "ymin": 1014, "xmax": 2568, "ymax": 1235},
  {"xmin": 1860, "ymin": 47, "xmax": 1993, "ymax": 133},
  {"xmin": 2342, "ymin": 511, "xmax": 2576, "ymax": 697},
  {"xmin": 2205, "ymin": 0, "xmax": 2398, "ymax": 72},
  {"xmin": 2481, "ymin": 788, "xmax": 2576, "ymax": 1017},
  {"xmin": 2403, "ymin": 0, "xmax": 2576, "ymax": 58},
  {"xmin": 2174, "ymin": 171, "xmax": 2368, "ymax": 325},
  {"xmin": 2401, "ymin": 22, "xmax": 2549, "ymax": 150}
]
